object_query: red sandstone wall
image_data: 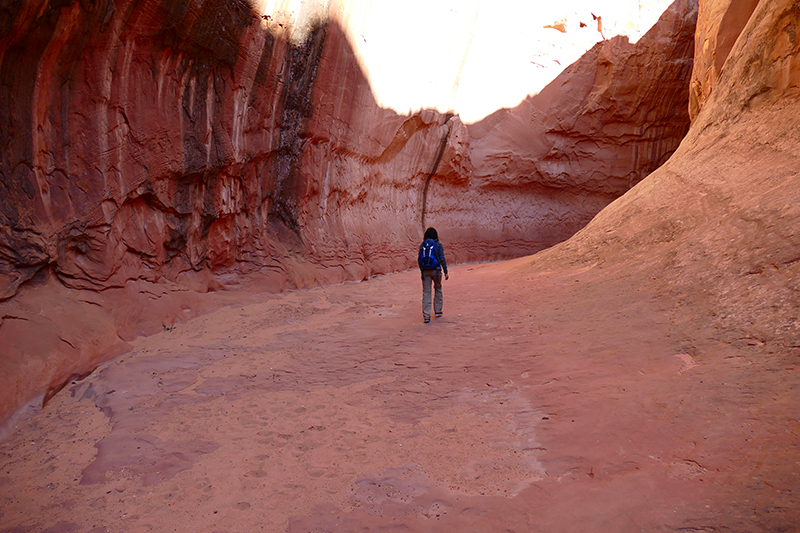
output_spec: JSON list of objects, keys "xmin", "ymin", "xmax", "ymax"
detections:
[
  {"xmin": 1, "ymin": 0, "xmax": 294, "ymax": 297},
  {"xmin": 0, "ymin": 0, "xmax": 697, "ymax": 300}
]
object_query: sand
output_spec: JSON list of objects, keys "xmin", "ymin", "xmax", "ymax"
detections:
[{"xmin": 1, "ymin": 257, "xmax": 798, "ymax": 532}]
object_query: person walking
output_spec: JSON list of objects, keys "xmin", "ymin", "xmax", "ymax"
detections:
[{"xmin": 418, "ymin": 227, "xmax": 449, "ymax": 323}]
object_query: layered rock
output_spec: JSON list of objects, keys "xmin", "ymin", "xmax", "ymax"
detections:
[{"xmin": 0, "ymin": 0, "xmax": 697, "ymax": 426}]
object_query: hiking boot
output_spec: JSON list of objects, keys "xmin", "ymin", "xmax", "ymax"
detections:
[
  {"xmin": 424, "ymin": 317, "xmax": 430, "ymax": 323},
  {"xmin": 435, "ymin": 312, "xmax": 443, "ymax": 318}
]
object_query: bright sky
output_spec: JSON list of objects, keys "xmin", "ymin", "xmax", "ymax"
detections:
[{"xmin": 253, "ymin": 0, "xmax": 675, "ymax": 123}]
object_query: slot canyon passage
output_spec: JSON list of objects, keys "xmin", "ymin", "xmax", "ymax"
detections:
[{"xmin": 1, "ymin": 0, "xmax": 800, "ymax": 531}]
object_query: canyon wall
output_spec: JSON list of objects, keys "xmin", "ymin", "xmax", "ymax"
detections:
[
  {"xmin": 0, "ymin": 0, "xmax": 696, "ymax": 426},
  {"xmin": 688, "ymin": 0, "xmax": 761, "ymax": 119},
  {"xmin": 537, "ymin": 0, "xmax": 800, "ymax": 346},
  {"xmin": 454, "ymin": 0, "xmax": 698, "ymax": 260}
]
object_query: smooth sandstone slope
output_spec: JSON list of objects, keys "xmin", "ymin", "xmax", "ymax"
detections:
[{"xmin": 0, "ymin": 0, "xmax": 696, "ymax": 426}]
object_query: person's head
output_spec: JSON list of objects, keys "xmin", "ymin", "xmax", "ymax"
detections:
[{"xmin": 424, "ymin": 227, "xmax": 438, "ymax": 241}]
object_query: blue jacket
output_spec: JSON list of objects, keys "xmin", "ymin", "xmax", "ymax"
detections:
[{"xmin": 418, "ymin": 239, "xmax": 448, "ymax": 276}]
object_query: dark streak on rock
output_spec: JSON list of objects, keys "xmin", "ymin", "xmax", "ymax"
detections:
[
  {"xmin": 269, "ymin": 23, "xmax": 328, "ymax": 233},
  {"xmin": 421, "ymin": 114, "xmax": 454, "ymax": 230}
]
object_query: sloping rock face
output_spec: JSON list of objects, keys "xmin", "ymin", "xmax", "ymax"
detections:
[
  {"xmin": 524, "ymin": 2, "xmax": 800, "ymax": 520},
  {"xmin": 537, "ymin": 0, "xmax": 800, "ymax": 347},
  {"xmin": 0, "ymin": 0, "xmax": 696, "ymax": 426},
  {"xmin": 458, "ymin": 0, "xmax": 698, "ymax": 259}
]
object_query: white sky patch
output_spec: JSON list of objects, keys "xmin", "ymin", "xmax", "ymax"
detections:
[{"xmin": 253, "ymin": 0, "xmax": 674, "ymax": 123}]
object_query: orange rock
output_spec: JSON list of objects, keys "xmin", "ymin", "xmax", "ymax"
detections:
[{"xmin": 689, "ymin": 0, "xmax": 760, "ymax": 120}]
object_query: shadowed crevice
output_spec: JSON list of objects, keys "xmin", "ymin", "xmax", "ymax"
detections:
[{"xmin": 420, "ymin": 113, "xmax": 454, "ymax": 230}]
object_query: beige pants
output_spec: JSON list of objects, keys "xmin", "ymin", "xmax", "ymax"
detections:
[{"xmin": 421, "ymin": 269, "xmax": 443, "ymax": 320}]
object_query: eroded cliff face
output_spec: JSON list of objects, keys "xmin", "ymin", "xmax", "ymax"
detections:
[
  {"xmin": 0, "ymin": 0, "xmax": 321, "ymax": 299},
  {"xmin": 0, "ymin": 0, "xmax": 697, "ymax": 425},
  {"xmin": 0, "ymin": 0, "xmax": 699, "ymax": 298},
  {"xmin": 452, "ymin": 0, "xmax": 698, "ymax": 259},
  {"xmin": 537, "ymin": 0, "xmax": 800, "ymax": 346}
]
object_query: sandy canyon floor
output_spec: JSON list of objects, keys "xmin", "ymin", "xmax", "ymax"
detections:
[{"xmin": 1, "ymin": 257, "xmax": 798, "ymax": 532}]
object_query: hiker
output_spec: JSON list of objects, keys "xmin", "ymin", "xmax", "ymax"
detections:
[{"xmin": 418, "ymin": 227, "xmax": 449, "ymax": 323}]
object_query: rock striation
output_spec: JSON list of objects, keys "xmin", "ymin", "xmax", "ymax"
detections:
[{"xmin": 0, "ymin": 0, "xmax": 697, "ymax": 426}]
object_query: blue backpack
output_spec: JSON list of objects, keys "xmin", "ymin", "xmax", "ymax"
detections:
[{"xmin": 418, "ymin": 239, "xmax": 438, "ymax": 270}]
